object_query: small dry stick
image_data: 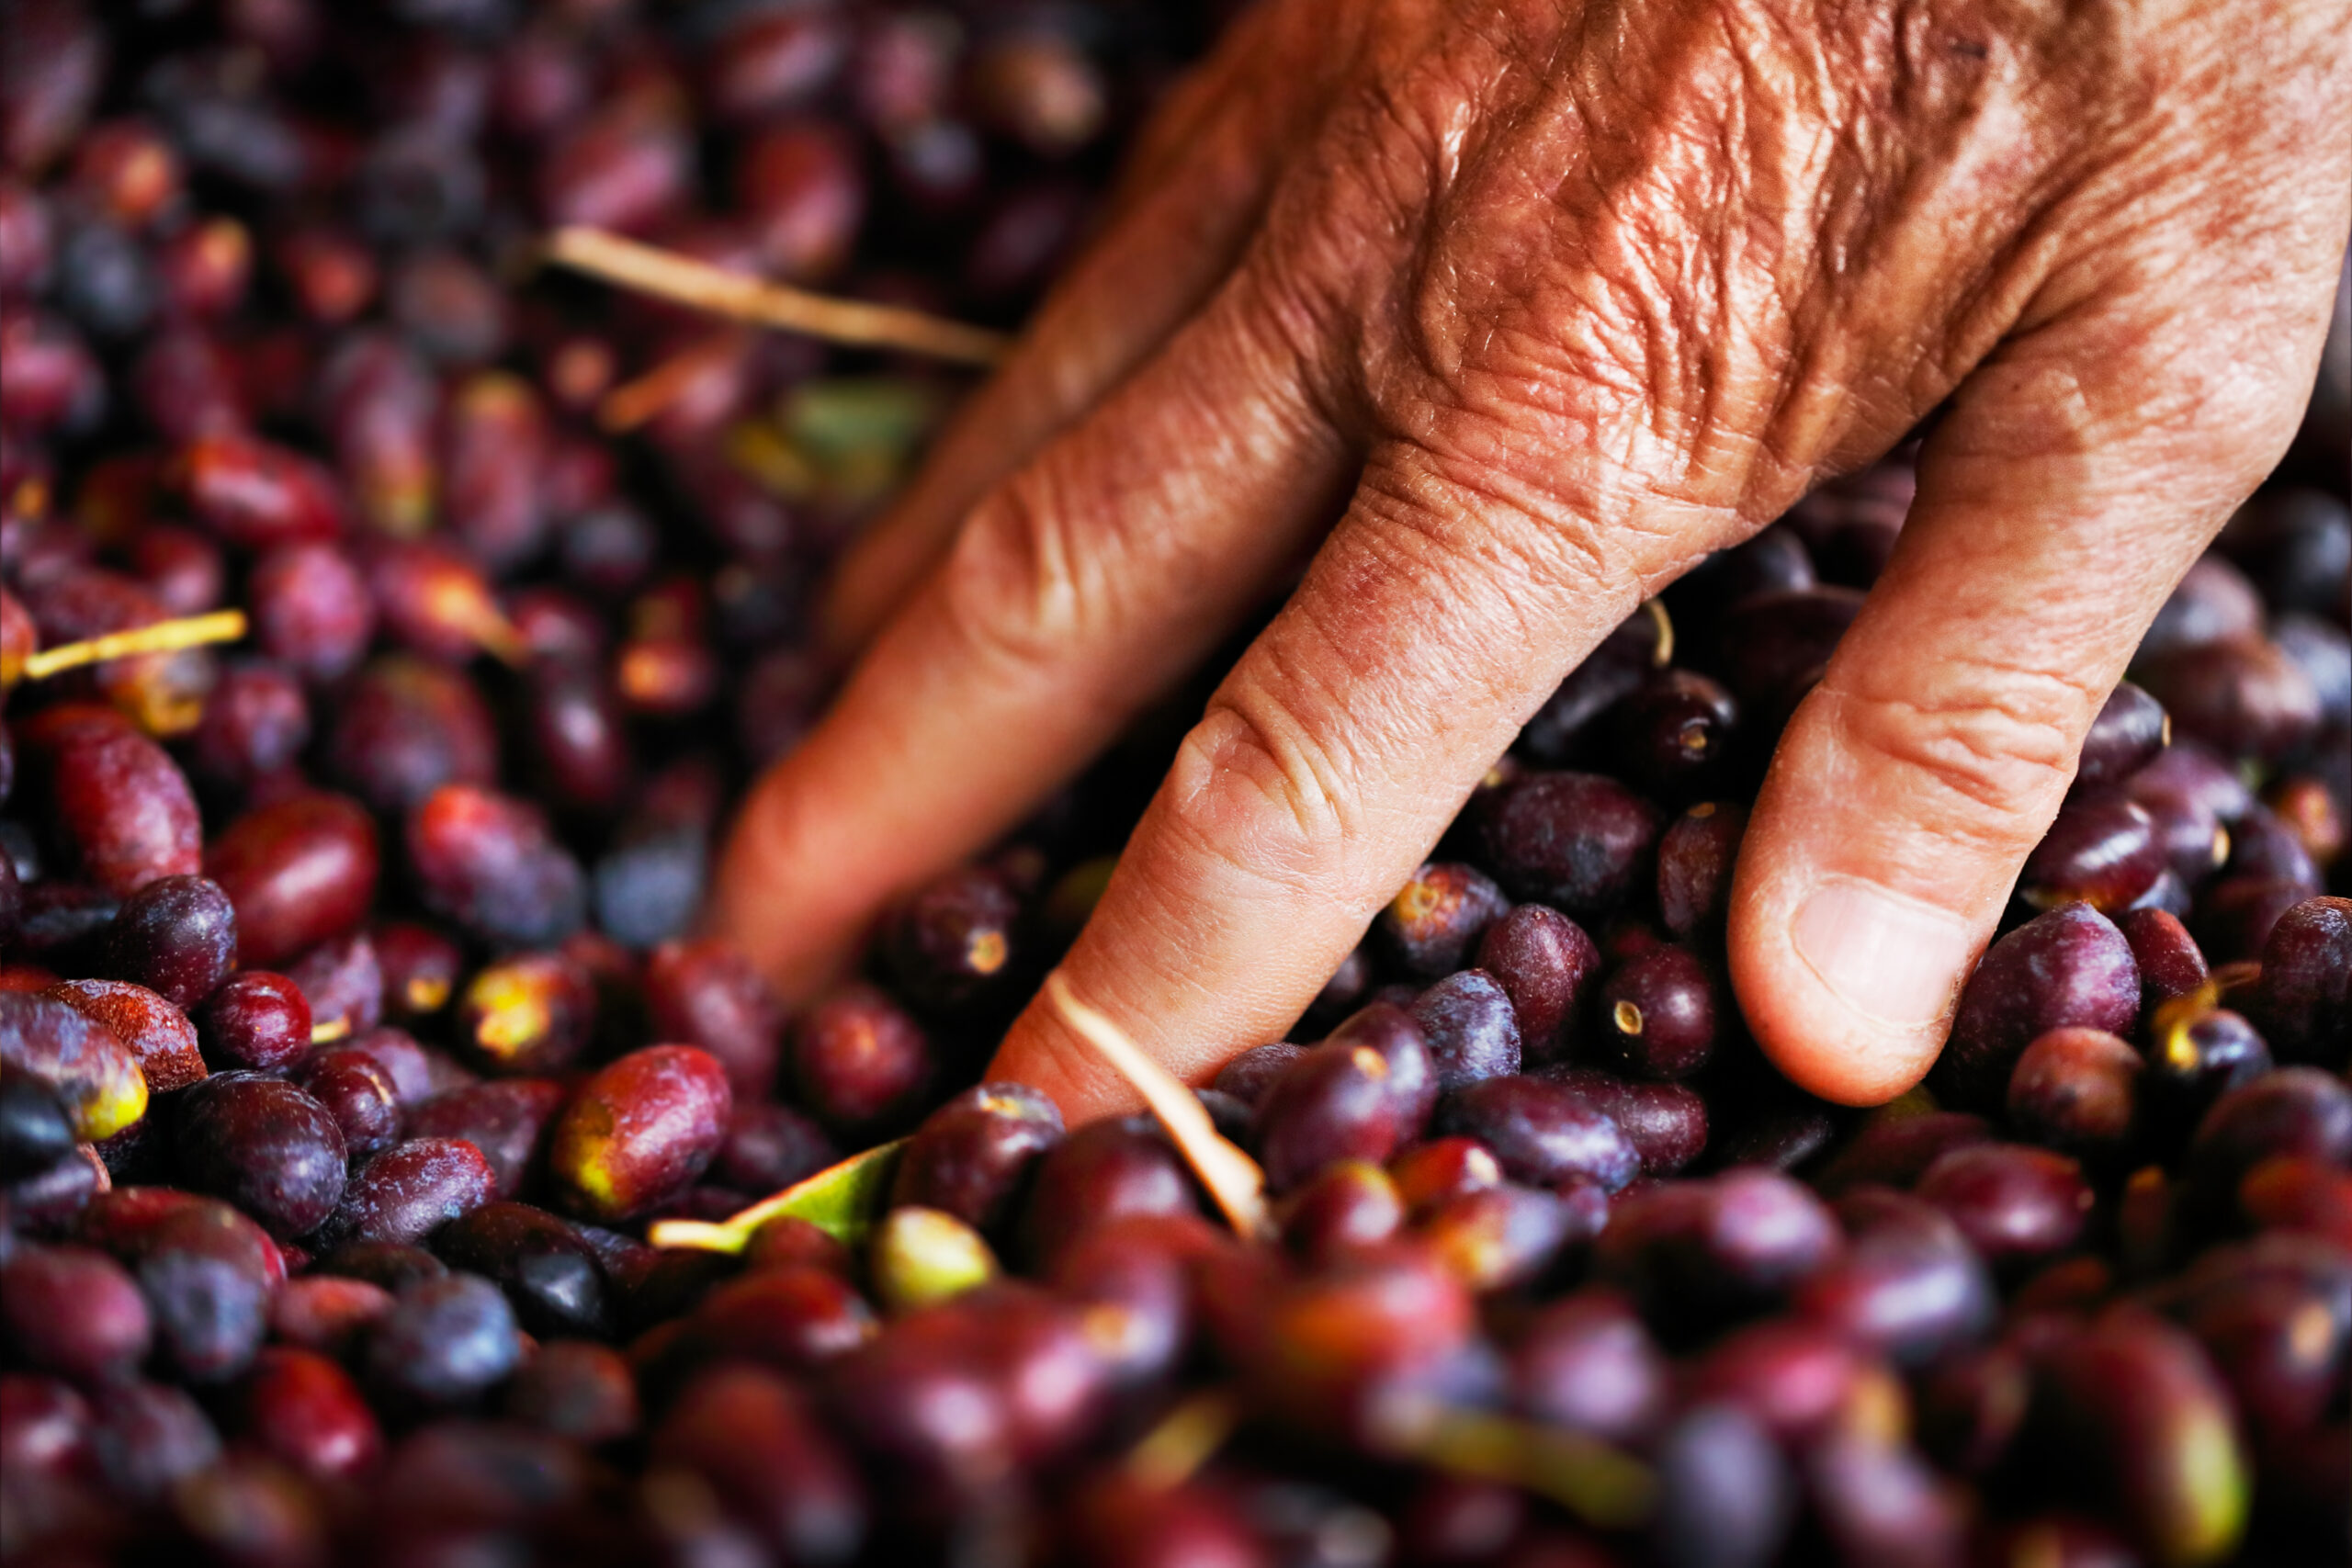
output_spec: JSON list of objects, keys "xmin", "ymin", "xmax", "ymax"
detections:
[
  {"xmin": 12, "ymin": 610, "xmax": 248, "ymax": 684},
  {"xmin": 1124, "ymin": 1389, "xmax": 1243, "ymax": 1490},
  {"xmin": 1043, "ymin": 971, "xmax": 1275, "ymax": 1242},
  {"xmin": 598, "ymin": 329, "xmax": 752, "ymax": 434},
  {"xmin": 1641, "ymin": 598, "xmax": 1674, "ymax": 666},
  {"xmin": 1406, "ymin": 1406, "xmax": 1657, "ymax": 1530},
  {"xmin": 543, "ymin": 227, "xmax": 1012, "ymax": 367}
]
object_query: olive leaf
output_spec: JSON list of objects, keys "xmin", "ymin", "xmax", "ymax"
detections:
[{"xmin": 648, "ymin": 1137, "xmax": 908, "ymax": 1254}]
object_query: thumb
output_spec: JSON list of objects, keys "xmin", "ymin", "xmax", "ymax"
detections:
[{"xmin": 1729, "ymin": 286, "xmax": 2334, "ymax": 1105}]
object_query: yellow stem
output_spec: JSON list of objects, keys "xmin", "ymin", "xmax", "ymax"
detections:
[
  {"xmin": 17, "ymin": 610, "xmax": 247, "ymax": 682},
  {"xmin": 544, "ymin": 228, "xmax": 1010, "ymax": 367},
  {"xmin": 1045, "ymin": 971, "xmax": 1274, "ymax": 1242}
]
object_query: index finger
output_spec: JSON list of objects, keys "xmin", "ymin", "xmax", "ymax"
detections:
[{"xmin": 983, "ymin": 436, "xmax": 1721, "ymax": 1119}]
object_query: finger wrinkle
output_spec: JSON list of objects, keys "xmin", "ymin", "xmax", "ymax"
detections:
[{"xmin": 1820, "ymin": 658, "xmax": 2097, "ymax": 823}]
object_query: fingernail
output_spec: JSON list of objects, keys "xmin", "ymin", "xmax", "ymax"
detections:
[{"xmin": 1792, "ymin": 876, "xmax": 1977, "ymax": 1026}]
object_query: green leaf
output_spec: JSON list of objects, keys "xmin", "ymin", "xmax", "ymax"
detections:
[
  {"xmin": 781, "ymin": 378, "xmax": 941, "ymax": 464},
  {"xmin": 649, "ymin": 1138, "xmax": 908, "ymax": 1254}
]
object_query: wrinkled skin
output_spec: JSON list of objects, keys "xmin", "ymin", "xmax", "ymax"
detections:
[{"xmin": 717, "ymin": 0, "xmax": 2351, "ymax": 1116}]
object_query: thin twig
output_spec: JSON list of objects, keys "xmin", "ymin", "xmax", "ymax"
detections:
[
  {"xmin": 1402, "ymin": 1406, "xmax": 1657, "ymax": 1530},
  {"xmin": 543, "ymin": 227, "xmax": 1011, "ymax": 367},
  {"xmin": 597, "ymin": 330, "xmax": 752, "ymax": 433},
  {"xmin": 1125, "ymin": 1389, "xmax": 1242, "ymax": 1490},
  {"xmin": 1641, "ymin": 598, "xmax": 1674, "ymax": 667},
  {"xmin": 1044, "ymin": 971, "xmax": 1274, "ymax": 1242},
  {"xmin": 15, "ymin": 610, "xmax": 247, "ymax": 683}
]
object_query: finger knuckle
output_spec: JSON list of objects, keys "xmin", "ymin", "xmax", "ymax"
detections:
[
  {"xmin": 1160, "ymin": 699, "xmax": 1357, "ymax": 901},
  {"xmin": 1824, "ymin": 659, "xmax": 2097, "ymax": 847},
  {"xmin": 936, "ymin": 473, "xmax": 1095, "ymax": 681}
]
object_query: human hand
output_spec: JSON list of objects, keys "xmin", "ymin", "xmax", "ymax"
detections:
[{"xmin": 712, "ymin": 0, "xmax": 2351, "ymax": 1119}]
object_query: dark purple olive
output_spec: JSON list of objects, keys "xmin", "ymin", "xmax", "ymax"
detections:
[
  {"xmin": 548, "ymin": 1046, "xmax": 732, "ymax": 1223},
  {"xmin": 2193, "ymin": 874, "xmax": 2312, "ymax": 964},
  {"xmin": 1324, "ymin": 1001, "xmax": 1439, "ymax": 1135},
  {"xmin": 1277, "ymin": 1158, "xmax": 1404, "ymax": 1265},
  {"xmin": 2117, "ymin": 906, "xmax": 2210, "ymax": 1008},
  {"xmin": 234, "ymin": 1344, "xmax": 382, "ymax": 1483},
  {"xmin": 1657, "ymin": 801, "xmax": 1747, "ymax": 941},
  {"xmin": 172, "ymin": 1072, "xmax": 346, "ymax": 1239},
  {"xmin": 432, "ymin": 1201, "xmax": 609, "ymax": 1339},
  {"xmin": 1474, "ymin": 771, "xmax": 1664, "ymax": 916},
  {"xmin": 2075, "ymin": 682, "xmax": 2170, "ymax": 791},
  {"xmin": 2186, "ymin": 1067, "xmax": 2352, "ymax": 1206},
  {"xmin": 1518, "ymin": 613, "xmax": 1663, "ymax": 762},
  {"xmin": 1253, "ymin": 1039, "xmax": 1408, "ymax": 1193},
  {"xmin": 1796, "ymin": 1188, "xmax": 1995, "ymax": 1367},
  {"xmin": 1510, "ymin": 1286, "xmax": 1668, "ymax": 1443},
  {"xmin": 1044, "ymin": 1213, "xmax": 1212, "ymax": 1389},
  {"xmin": 2027, "ymin": 1310, "xmax": 2249, "ymax": 1568},
  {"xmin": 403, "ymin": 1078, "xmax": 566, "ymax": 1201},
  {"xmin": 0, "ymin": 1066, "xmax": 76, "ymax": 1180},
  {"xmin": 1410, "ymin": 970, "xmax": 1521, "ymax": 1090},
  {"xmin": 652, "ymin": 1363, "xmax": 866, "ymax": 1564},
  {"xmin": 1935, "ymin": 903, "xmax": 2139, "ymax": 1111},
  {"xmin": 1600, "ymin": 943, "xmax": 1718, "ymax": 1080},
  {"xmin": 2220, "ymin": 487, "xmax": 2351, "ymax": 619},
  {"xmin": 503, "ymin": 1338, "xmax": 638, "ymax": 1445},
  {"xmin": 193, "ymin": 969, "xmax": 310, "ymax": 1074},
  {"xmin": 1916, "ymin": 1143, "xmax": 2093, "ymax": 1271},
  {"xmin": 1020, "ymin": 1117, "xmax": 1199, "ymax": 1268},
  {"xmin": 1680, "ymin": 1316, "xmax": 1872, "ymax": 1446},
  {"xmin": 2127, "ymin": 741, "xmax": 2247, "ymax": 886},
  {"xmin": 100, "ymin": 874, "xmax": 236, "ymax": 1010},
  {"xmin": 1647, "ymin": 1404, "xmax": 1795, "ymax": 1568},
  {"xmin": 1595, "ymin": 1169, "xmax": 1842, "ymax": 1339},
  {"xmin": 1436, "ymin": 1075, "xmax": 1640, "ymax": 1193},
  {"xmin": 2224, "ymin": 803, "xmax": 2322, "ymax": 890},
  {"xmin": 1538, "ymin": 1067, "xmax": 1709, "ymax": 1174},
  {"xmin": 2020, "ymin": 795, "xmax": 2165, "ymax": 914},
  {"xmin": 1605, "ymin": 671, "xmax": 1736, "ymax": 796},
  {"xmin": 890, "ymin": 1082, "xmax": 1064, "ymax": 1238},
  {"xmin": 1419, "ymin": 1179, "xmax": 1589, "ymax": 1292},
  {"xmin": 2, "ymin": 1244, "xmax": 151, "ymax": 1383},
  {"xmin": 2250, "ymin": 897, "xmax": 2350, "ymax": 1066},
  {"xmin": 318, "ymin": 1137, "xmax": 496, "ymax": 1250},
  {"xmin": 2141, "ymin": 556, "xmax": 2265, "ymax": 659},
  {"xmin": 1802, "ymin": 1429, "xmax": 1968, "ymax": 1568},
  {"xmin": 364, "ymin": 1271, "xmax": 522, "ymax": 1411},
  {"xmin": 643, "ymin": 939, "xmax": 786, "ymax": 1102},
  {"xmin": 1669, "ymin": 524, "xmax": 1817, "ymax": 638},
  {"xmin": 2139, "ymin": 634, "xmax": 2323, "ymax": 764},
  {"xmin": 2273, "ymin": 611, "xmax": 2351, "ymax": 726},
  {"xmin": 1376, "ymin": 861, "xmax": 1509, "ymax": 977},
  {"xmin": 1717, "ymin": 585, "xmax": 1866, "ymax": 707},
  {"xmin": 88, "ymin": 1380, "xmax": 221, "ymax": 1505},
  {"xmin": 1474, "ymin": 903, "xmax": 1601, "ymax": 1066},
  {"xmin": 116, "ymin": 1214, "xmax": 273, "ymax": 1384},
  {"xmin": 290, "ymin": 1048, "xmax": 401, "ymax": 1158},
  {"xmin": 2144, "ymin": 1005, "xmax": 2273, "ymax": 1145},
  {"xmin": 716, "ymin": 1101, "xmax": 837, "ymax": 1195},
  {"xmin": 2005, "ymin": 1027, "xmax": 2143, "ymax": 1163},
  {"xmin": 1212, "ymin": 1042, "xmax": 1306, "ymax": 1108},
  {"xmin": 790, "ymin": 984, "xmax": 931, "ymax": 1134},
  {"xmin": 885, "ymin": 864, "xmax": 1019, "ymax": 1014},
  {"xmin": 1300, "ymin": 947, "xmax": 1374, "ymax": 1031},
  {"xmin": 2179, "ymin": 1266, "xmax": 2346, "ymax": 1436}
]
